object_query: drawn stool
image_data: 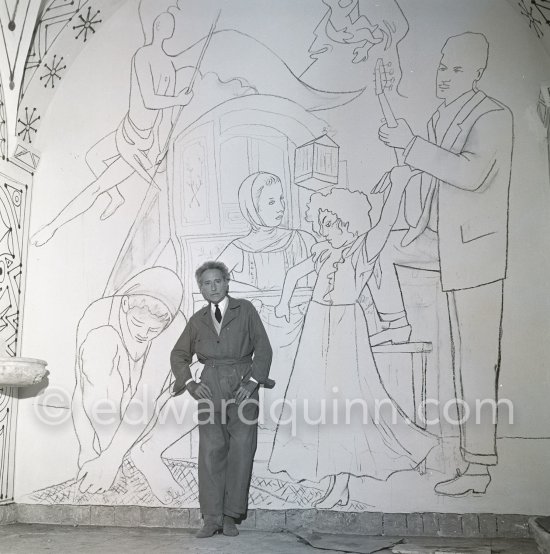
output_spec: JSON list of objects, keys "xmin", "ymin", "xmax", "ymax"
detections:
[{"xmin": 373, "ymin": 341, "xmax": 433, "ymax": 474}]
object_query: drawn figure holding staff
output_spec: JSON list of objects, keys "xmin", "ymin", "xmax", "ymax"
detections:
[{"xmin": 31, "ymin": 10, "xmax": 197, "ymax": 247}]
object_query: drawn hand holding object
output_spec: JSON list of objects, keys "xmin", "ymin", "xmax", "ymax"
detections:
[{"xmin": 378, "ymin": 118, "xmax": 414, "ymax": 149}]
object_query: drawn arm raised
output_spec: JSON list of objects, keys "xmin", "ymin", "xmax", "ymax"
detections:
[{"xmin": 366, "ymin": 165, "xmax": 417, "ymax": 260}]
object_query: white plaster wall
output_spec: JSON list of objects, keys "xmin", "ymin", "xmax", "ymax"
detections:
[{"xmin": 12, "ymin": 0, "xmax": 550, "ymax": 514}]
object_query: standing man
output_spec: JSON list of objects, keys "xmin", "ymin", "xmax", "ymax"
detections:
[
  {"xmin": 171, "ymin": 261, "xmax": 272, "ymax": 537},
  {"xmin": 374, "ymin": 32, "xmax": 513, "ymax": 496}
]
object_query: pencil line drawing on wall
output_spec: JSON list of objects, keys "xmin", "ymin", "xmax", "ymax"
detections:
[
  {"xmin": 29, "ymin": 8, "xmax": 195, "ymax": 247},
  {"xmin": 23, "ymin": 0, "xmax": 95, "ymax": 92},
  {"xmin": 18, "ymin": 0, "xmax": 126, "ymax": 146},
  {"xmin": 38, "ymin": 55, "xmax": 66, "ymax": 89},
  {"xmin": 519, "ymin": 0, "xmax": 550, "ymax": 38},
  {"xmin": 0, "ymin": 0, "xmax": 32, "ymax": 90},
  {"xmin": 300, "ymin": 0, "xmax": 409, "ymax": 93},
  {"xmin": 0, "ymin": 172, "xmax": 29, "ymax": 356},
  {"xmin": 16, "ymin": 107, "xmax": 40, "ymax": 144},
  {"xmin": 72, "ymin": 5, "xmax": 102, "ymax": 43},
  {"xmin": 0, "ymin": 81, "xmax": 6, "ymax": 159},
  {"xmin": 0, "ymin": 167, "xmax": 30, "ymax": 505},
  {"xmin": 375, "ymin": 31, "xmax": 513, "ymax": 497},
  {"xmin": 22, "ymin": 0, "xmax": 547, "ymax": 516}
]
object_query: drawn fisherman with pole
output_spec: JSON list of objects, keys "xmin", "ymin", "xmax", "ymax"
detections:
[{"xmin": 31, "ymin": 9, "xmax": 206, "ymax": 246}]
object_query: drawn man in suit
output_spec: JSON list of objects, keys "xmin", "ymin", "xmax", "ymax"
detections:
[{"xmin": 374, "ymin": 32, "xmax": 513, "ymax": 496}]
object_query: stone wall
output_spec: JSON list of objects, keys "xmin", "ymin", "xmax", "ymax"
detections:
[{"xmin": 0, "ymin": 505, "xmax": 535, "ymax": 539}]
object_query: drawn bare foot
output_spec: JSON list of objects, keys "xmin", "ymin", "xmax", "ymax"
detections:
[
  {"xmin": 313, "ymin": 474, "xmax": 350, "ymax": 509},
  {"xmin": 100, "ymin": 190, "xmax": 125, "ymax": 220},
  {"xmin": 31, "ymin": 224, "xmax": 56, "ymax": 247},
  {"xmin": 131, "ymin": 445, "xmax": 186, "ymax": 505}
]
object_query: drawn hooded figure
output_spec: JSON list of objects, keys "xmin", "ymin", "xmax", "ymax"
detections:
[{"xmin": 72, "ymin": 267, "xmax": 183, "ymax": 470}]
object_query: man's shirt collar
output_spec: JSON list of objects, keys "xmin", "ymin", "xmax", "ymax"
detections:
[{"xmin": 210, "ymin": 295, "xmax": 229, "ymax": 317}]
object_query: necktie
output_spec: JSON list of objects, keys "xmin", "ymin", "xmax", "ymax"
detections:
[{"xmin": 214, "ymin": 303, "xmax": 222, "ymax": 323}]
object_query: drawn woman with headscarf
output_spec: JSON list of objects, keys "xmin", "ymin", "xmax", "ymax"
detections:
[{"xmin": 218, "ymin": 172, "xmax": 315, "ymax": 428}]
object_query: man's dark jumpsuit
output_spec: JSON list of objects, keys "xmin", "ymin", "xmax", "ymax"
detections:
[{"xmin": 171, "ymin": 296, "xmax": 272, "ymax": 518}]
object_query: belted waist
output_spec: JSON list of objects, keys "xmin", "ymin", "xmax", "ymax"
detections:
[{"xmin": 201, "ymin": 355, "xmax": 253, "ymax": 368}]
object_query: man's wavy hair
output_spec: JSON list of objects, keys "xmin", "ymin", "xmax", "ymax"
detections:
[
  {"xmin": 306, "ymin": 187, "xmax": 372, "ymax": 237},
  {"xmin": 195, "ymin": 260, "xmax": 231, "ymax": 287}
]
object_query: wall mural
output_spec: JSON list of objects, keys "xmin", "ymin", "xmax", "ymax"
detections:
[
  {"xmin": 0, "ymin": 81, "xmax": 6, "ymax": 160},
  {"xmin": 0, "ymin": 167, "xmax": 31, "ymax": 503},
  {"xmin": 20, "ymin": 0, "xmax": 545, "ymax": 514},
  {"xmin": 17, "ymin": 0, "xmax": 126, "ymax": 146},
  {"xmin": 519, "ymin": 0, "xmax": 550, "ymax": 39},
  {"xmin": 0, "ymin": 3, "xmax": 38, "ymax": 498}
]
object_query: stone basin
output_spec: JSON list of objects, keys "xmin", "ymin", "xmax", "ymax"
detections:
[{"xmin": 0, "ymin": 357, "xmax": 48, "ymax": 386}]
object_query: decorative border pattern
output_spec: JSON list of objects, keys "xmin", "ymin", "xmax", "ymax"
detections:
[
  {"xmin": 17, "ymin": 0, "xmax": 124, "ymax": 141},
  {"xmin": 11, "ymin": 143, "xmax": 40, "ymax": 173},
  {"xmin": 0, "ymin": 169, "xmax": 30, "ymax": 504},
  {"xmin": 0, "ymin": 81, "xmax": 6, "ymax": 160},
  {"xmin": 23, "ymin": 0, "xmax": 92, "ymax": 93},
  {"xmin": 519, "ymin": 0, "xmax": 550, "ymax": 38}
]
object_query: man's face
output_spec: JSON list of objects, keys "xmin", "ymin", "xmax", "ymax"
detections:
[
  {"xmin": 436, "ymin": 42, "xmax": 481, "ymax": 104},
  {"xmin": 199, "ymin": 269, "xmax": 229, "ymax": 304}
]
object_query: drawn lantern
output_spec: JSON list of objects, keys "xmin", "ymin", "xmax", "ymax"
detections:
[{"xmin": 294, "ymin": 133, "xmax": 339, "ymax": 191}]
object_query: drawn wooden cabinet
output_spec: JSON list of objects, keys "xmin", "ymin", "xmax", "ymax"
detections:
[{"xmin": 106, "ymin": 94, "xmax": 328, "ymax": 314}]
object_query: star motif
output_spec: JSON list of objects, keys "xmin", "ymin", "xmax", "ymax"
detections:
[
  {"xmin": 17, "ymin": 107, "xmax": 40, "ymax": 143},
  {"xmin": 519, "ymin": 0, "xmax": 550, "ymax": 38},
  {"xmin": 73, "ymin": 6, "xmax": 102, "ymax": 42},
  {"xmin": 39, "ymin": 55, "xmax": 67, "ymax": 88}
]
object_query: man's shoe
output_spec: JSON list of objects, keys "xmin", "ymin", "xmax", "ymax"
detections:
[
  {"xmin": 196, "ymin": 515, "xmax": 223, "ymax": 538},
  {"xmin": 434, "ymin": 470, "xmax": 491, "ymax": 497},
  {"xmin": 223, "ymin": 515, "xmax": 239, "ymax": 537},
  {"xmin": 370, "ymin": 324, "xmax": 412, "ymax": 346}
]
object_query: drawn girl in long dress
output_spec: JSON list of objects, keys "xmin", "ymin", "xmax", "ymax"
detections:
[
  {"xmin": 269, "ymin": 167, "xmax": 437, "ymax": 509},
  {"xmin": 218, "ymin": 172, "xmax": 315, "ymax": 424}
]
